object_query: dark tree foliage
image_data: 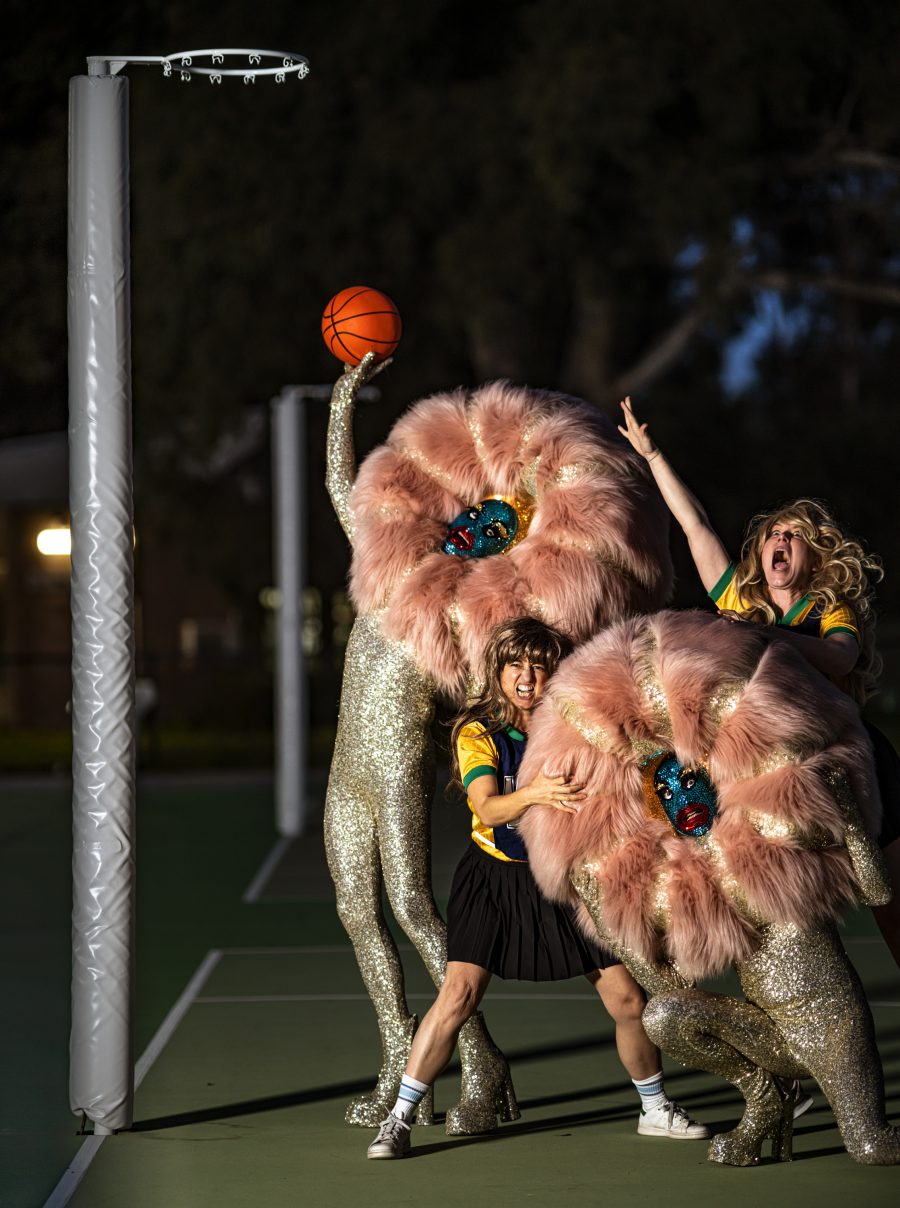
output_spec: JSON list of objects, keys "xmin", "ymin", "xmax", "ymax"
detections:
[{"xmin": 3, "ymin": 0, "xmax": 899, "ymax": 643}]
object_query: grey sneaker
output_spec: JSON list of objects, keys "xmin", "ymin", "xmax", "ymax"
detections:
[
  {"xmin": 367, "ymin": 1112, "xmax": 412, "ymax": 1159},
  {"xmin": 783, "ymin": 1078, "xmax": 814, "ymax": 1119},
  {"xmin": 637, "ymin": 1100, "xmax": 710, "ymax": 1139}
]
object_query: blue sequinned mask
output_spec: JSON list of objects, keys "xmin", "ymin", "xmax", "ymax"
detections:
[
  {"xmin": 443, "ymin": 498, "xmax": 519, "ymax": 558},
  {"xmin": 644, "ymin": 753, "xmax": 718, "ymax": 837}
]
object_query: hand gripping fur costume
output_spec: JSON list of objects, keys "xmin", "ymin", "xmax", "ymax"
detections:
[
  {"xmin": 519, "ymin": 609, "xmax": 899, "ymax": 1165},
  {"xmin": 324, "ymin": 359, "xmax": 672, "ymax": 1132}
]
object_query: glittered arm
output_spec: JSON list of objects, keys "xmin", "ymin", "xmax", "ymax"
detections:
[
  {"xmin": 828, "ymin": 768, "xmax": 892, "ymax": 907},
  {"xmin": 570, "ymin": 867, "xmax": 692, "ymax": 997},
  {"xmin": 326, "ymin": 353, "xmax": 390, "ymax": 546}
]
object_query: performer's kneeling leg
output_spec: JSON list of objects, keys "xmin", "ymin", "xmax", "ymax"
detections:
[{"xmin": 642, "ymin": 990, "xmax": 799, "ymax": 1165}]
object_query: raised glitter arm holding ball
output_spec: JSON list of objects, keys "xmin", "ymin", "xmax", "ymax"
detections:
[{"xmin": 325, "ymin": 353, "xmax": 386, "ymax": 544}]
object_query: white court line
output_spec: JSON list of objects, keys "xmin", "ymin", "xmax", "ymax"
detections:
[
  {"xmin": 218, "ymin": 944, "xmax": 367, "ymax": 955},
  {"xmin": 43, "ymin": 950, "xmax": 222, "ymax": 1208},
  {"xmin": 43, "ymin": 936, "xmax": 900, "ymax": 1206},
  {"xmin": 41, "ymin": 1138, "xmax": 106, "ymax": 1208},
  {"xmin": 195, "ymin": 992, "xmax": 599, "ymax": 1003},
  {"xmin": 135, "ymin": 951, "xmax": 222, "ymax": 1086},
  {"xmin": 242, "ymin": 835, "xmax": 294, "ymax": 903}
]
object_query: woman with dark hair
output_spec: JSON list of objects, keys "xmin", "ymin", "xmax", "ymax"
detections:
[{"xmin": 367, "ymin": 616, "xmax": 708, "ymax": 1159}]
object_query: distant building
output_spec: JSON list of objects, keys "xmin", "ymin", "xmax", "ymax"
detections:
[
  {"xmin": 0, "ymin": 430, "xmax": 259, "ymax": 731},
  {"xmin": 0, "ymin": 425, "xmax": 348, "ymax": 747}
]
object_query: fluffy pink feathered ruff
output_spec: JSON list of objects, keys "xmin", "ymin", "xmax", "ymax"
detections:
[
  {"xmin": 348, "ymin": 382, "xmax": 673, "ymax": 697},
  {"xmin": 519, "ymin": 610, "xmax": 881, "ymax": 980}
]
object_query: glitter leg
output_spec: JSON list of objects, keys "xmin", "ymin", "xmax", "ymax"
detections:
[
  {"xmin": 574, "ymin": 874, "xmax": 899, "ymax": 1166},
  {"xmin": 642, "ymin": 990, "xmax": 797, "ymax": 1165},
  {"xmin": 325, "ymin": 778, "xmax": 429, "ymax": 1125},
  {"xmin": 737, "ymin": 923, "xmax": 900, "ymax": 1165},
  {"xmin": 325, "ymin": 616, "xmax": 517, "ymax": 1132},
  {"xmin": 445, "ymin": 1011, "xmax": 520, "ymax": 1134}
]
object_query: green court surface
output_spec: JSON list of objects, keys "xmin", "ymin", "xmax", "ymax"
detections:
[{"xmin": 3, "ymin": 776, "xmax": 899, "ymax": 1208}]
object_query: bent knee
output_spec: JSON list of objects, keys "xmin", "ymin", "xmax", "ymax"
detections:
[
  {"xmin": 607, "ymin": 986, "xmax": 647, "ymax": 1022},
  {"xmin": 641, "ymin": 995, "xmax": 680, "ymax": 1043},
  {"xmin": 389, "ymin": 888, "xmax": 442, "ymax": 938},
  {"xmin": 436, "ymin": 977, "xmax": 482, "ymax": 1025},
  {"xmin": 334, "ymin": 887, "xmax": 378, "ymax": 935}
]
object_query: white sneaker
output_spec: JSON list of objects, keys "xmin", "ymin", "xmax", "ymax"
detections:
[
  {"xmin": 367, "ymin": 1112, "xmax": 412, "ymax": 1159},
  {"xmin": 637, "ymin": 1100, "xmax": 710, "ymax": 1139},
  {"xmin": 784, "ymin": 1078, "xmax": 814, "ymax": 1119}
]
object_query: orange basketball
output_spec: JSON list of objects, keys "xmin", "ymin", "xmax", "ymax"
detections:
[{"xmin": 321, "ymin": 286, "xmax": 402, "ymax": 366}]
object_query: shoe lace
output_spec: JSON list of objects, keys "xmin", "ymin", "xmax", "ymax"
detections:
[
  {"xmin": 666, "ymin": 1101, "xmax": 694, "ymax": 1129},
  {"xmin": 377, "ymin": 1113, "xmax": 410, "ymax": 1142}
]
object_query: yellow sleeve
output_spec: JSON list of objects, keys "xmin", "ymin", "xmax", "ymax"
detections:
[
  {"xmin": 457, "ymin": 722, "xmax": 499, "ymax": 790},
  {"xmin": 821, "ymin": 601, "xmax": 860, "ymax": 644},
  {"xmin": 708, "ymin": 561, "xmax": 749, "ymax": 614}
]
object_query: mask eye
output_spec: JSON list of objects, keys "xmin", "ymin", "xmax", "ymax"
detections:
[
  {"xmin": 681, "ymin": 772, "xmax": 696, "ymax": 790},
  {"xmin": 467, "ymin": 508, "xmax": 479, "ymax": 521},
  {"xmin": 655, "ymin": 782, "xmax": 673, "ymax": 801},
  {"xmin": 483, "ymin": 522, "xmax": 508, "ymax": 540}
]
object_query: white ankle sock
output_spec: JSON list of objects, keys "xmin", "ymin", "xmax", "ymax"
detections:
[
  {"xmin": 391, "ymin": 1074, "xmax": 430, "ymax": 1122},
  {"xmin": 633, "ymin": 1071, "xmax": 667, "ymax": 1112}
]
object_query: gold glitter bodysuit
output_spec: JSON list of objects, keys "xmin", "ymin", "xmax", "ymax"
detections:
[
  {"xmin": 573, "ymin": 795, "xmax": 900, "ymax": 1166},
  {"xmin": 323, "ymin": 360, "xmax": 518, "ymax": 1133},
  {"xmin": 517, "ymin": 609, "xmax": 900, "ymax": 1167}
]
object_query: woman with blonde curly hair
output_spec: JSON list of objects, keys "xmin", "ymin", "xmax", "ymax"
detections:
[
  {"xmin": 729, "ymin": 497, "xmax": 882, "ymax": 704},
  {"xmin": 618, "ymin": 399, "xmax": 900, "ymax": 969}
]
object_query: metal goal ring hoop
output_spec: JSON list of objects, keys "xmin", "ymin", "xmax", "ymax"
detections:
[{"xmin": 162, "ymin": 48, "xmax": 310, "ymax": 80}]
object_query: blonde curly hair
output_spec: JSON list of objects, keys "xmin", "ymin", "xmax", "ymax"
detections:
[{"xmin": 733, "ymin": 498, "xmax": 883, "ymax": 702}]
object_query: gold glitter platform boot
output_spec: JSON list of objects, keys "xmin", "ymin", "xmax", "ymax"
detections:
[
  {"xmin": 444, "ymin": 1012, "xmax": 520, "ymax": 1135},
  {"xmin": 345, "ymin": 1015, "xmax": 435, "ymax": 1127},
  {"xmin": 708, "ymin": 1066, "xmax": 793, "ymax": 1166}
]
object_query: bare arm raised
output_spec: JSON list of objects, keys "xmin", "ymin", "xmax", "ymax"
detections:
[{"xmin": 618, "ymin": 397, "xmax": 730, "ymax": 593}]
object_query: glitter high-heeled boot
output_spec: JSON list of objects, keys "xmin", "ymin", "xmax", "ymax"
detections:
[
  {"xmin": 345, "ymin": 1014, "xmax": 435, "ymax": 1127},
  {"xmin": 707, "ymin": 1067, "xmax": 793, "ymax": 1166},
  {"xmin": 444, "ymin": 1012, "xmax": 520, "ymax": 1135}
]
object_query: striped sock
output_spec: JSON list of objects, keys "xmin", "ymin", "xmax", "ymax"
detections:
[
  {"xmin": 391, "ymin": 1074, "xmax": 430, "ymax": 1123},
  {"xmin": 633, "ymin": 1071, "xmax": 667, "ymax": 1112}
]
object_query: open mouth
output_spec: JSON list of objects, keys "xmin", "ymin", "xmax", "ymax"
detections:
[
  {"xmin": 448, "ymin": 526, "xmax": 474, "ymax": 551},
  {"xmin": 771, "ymin": 548, "xmax": 789, "ymax": 569},
  {"xmin": 515, "ymin": 685, "xmax": 535, "ymax": 700},
  {"xmin": 675, "ymin": 803, "xmax": 710, "ymax": 833}
]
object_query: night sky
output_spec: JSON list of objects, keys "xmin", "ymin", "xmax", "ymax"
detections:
[{"xmin": 4, "ymin": 0, "xmax": 900, "ymax": 706}]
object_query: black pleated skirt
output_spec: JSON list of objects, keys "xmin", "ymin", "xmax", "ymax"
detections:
[{"xmin": 446, "ymin": 841, "xmax": 619, "ymax": 980}]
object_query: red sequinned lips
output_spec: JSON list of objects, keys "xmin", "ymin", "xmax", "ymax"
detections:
[
  {"xmin": 676, "ymin": 803, "xmax": 710, "ymax": 833},
  {"xmin": 448, "ymin": 527, "xmax": 474, "ymax": 551}
]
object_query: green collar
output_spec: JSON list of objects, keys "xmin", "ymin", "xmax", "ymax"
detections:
[{"xmin": 777, "ymin": 594, "xmax": 812, "ymax": 626}]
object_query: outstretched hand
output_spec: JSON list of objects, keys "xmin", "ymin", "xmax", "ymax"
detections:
[{"xmin": 617, "ymin": 396, "xmax": 659, "ymax": 461}]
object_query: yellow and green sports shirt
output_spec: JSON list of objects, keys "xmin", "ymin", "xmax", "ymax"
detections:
[
  {"xmin": 457, "ymin": 720, "xmax": 528, "ymax": 863},
  {"xmin": 709, "ymin": 562, "xmax": 860, "ymax": 642}
]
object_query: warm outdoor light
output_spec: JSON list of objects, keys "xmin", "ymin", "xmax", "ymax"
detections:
[{"xmin": 36, "ymin": 527, "xmax": 72, "ymax": 556}]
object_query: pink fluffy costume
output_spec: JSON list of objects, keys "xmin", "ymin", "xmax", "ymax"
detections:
[{"xmin": 519, "ymin": 609, "xmax": 899, "ymax": 1165}]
